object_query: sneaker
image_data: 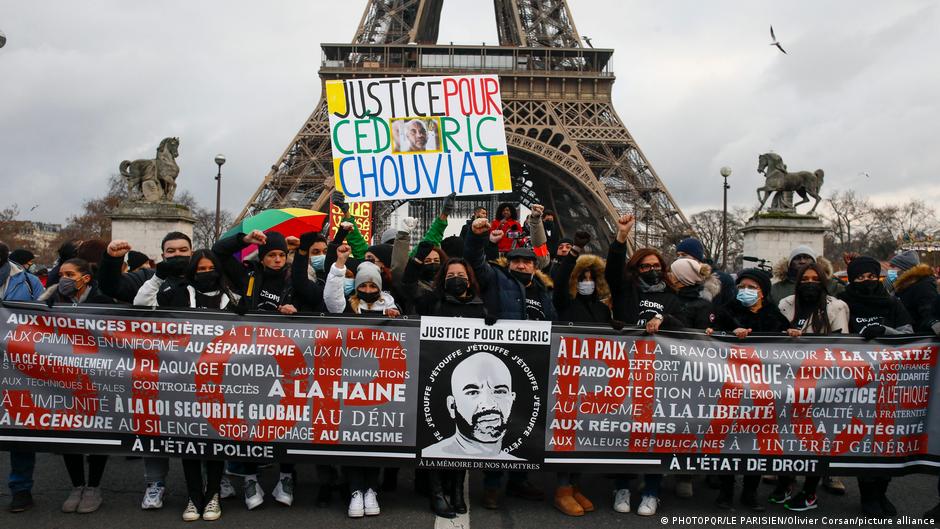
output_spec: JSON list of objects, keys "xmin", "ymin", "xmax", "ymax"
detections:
[
  {"xmin": 141, "ymin": 482, "xmax": 165, "ymax": 510},
  {"xmin": 785, "ymin": 491, "xmax": 818, "ymax": 511},
  {"xmin": 675, "ymin": 479, "xmax": 693, "ymax": 499},
  {"xmin": 182, "ymin": 500, "xmax": 200, "ymax": 522},
  {"xmin": 363, "ymin": 488, "xmax": 380, "ymax": 516},
  {"xmin": 203, "ymin": 494, "xmax": 222, "ymax": 521},
  {"xmin": 768, "ymin": 485, "xmax": 793, "ymax": 504},
  {"xmin": 272, "ymin": 473, "xmax": 294, "ymax": 506},
  {"xmin": 347, "ymin": 491, "xmax": 365, "ymax": 518},
  {"xmin": 613, "ymin": 489, "xmax": 631, "ymax": 513},
  {"xmin": 9, "ymin": 491, "xmax": 33, "ymax": 513},
  {"xmin": 77, "ymin": 486, "xmax": 103, "ymax": 514},
  {"xmin": 637, "ymin": 495, "xmax": 659, "ymax": 516},
  {"xmin": 219, "ymin": 475, "xmax": 236, "ymax": 499},
  {"xmin": 244, "ymin": 477, "xmax": 264, "ymax": 510},
  {"xmin": 823, "ymin": 476, "xmax": 846, "ymax": 495},
  {"xmin": 62, "ymin": 486, "xmax": 84, "ymax": 513}
]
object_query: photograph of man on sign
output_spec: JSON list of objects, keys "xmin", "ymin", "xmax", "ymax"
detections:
[
  {"xmin": 421, "ymin": 352, "xmax": 524, "ymax": 460},
  {"xmin": 392, "ymin": 117, "xmax": 440, "ymax": 153}
]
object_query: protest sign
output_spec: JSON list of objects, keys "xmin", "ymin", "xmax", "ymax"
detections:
[
  {"xmin": 2, "ymin": 302, "xmax": 939, "ymax": 475},
  {"xmin": 328, "ymin": 202, "xmax": 372, "ymax": 243},
  {"xmin": 326, "ymin": 75, "xmax": 511, "ymax": 202}
]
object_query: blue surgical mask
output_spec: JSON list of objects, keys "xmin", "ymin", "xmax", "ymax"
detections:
[
  {"xmin": 736, "ymin": 287, "xmax": 759, "ymax": 307},
  {"xmin": 886, "ymin": 269, "xmax": 898, "ymax": 284},
  {"xmin": 343, "ymin": 278, "xmax": 355, "ymax": 297},
  {"xmin": 311, "ymin": 254, "xmax": 326, "ymax": 272}
]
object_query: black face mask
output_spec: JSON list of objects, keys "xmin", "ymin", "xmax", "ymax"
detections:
[
  {"xmin": 849, "ymin": 279, "xmax": 883, "ymax": 297},
  {"xmin": 192, "ymin": 271, "xmax": 221, "ymax": 293},
  {"xmin": 163, "ymin": 255, "xmax": 190, "ymax": 276},
  {"xmin": 797, "ymin": 282, "xmax": 823, "ymax": 302},
  {"xmin": 510, "ymin": 269, "xmax": 533, "ymax": 285},
  {"xmin": 444, "ymin": 276, "xmax": 470, "ymax": 297},
  {"xmin": 358, "ymin": 289, "xmax": 381, "ymax": 304},
  {"xmin": 263, "ymin": 266, "xmax": 285, "ymax": 279},
  {"xmin": 420, "ymin": 263, "xmax": 440, "ymax": 282},
  {"xmin": 639, "ymin": 270, "xmax": 662, "ymax": 285}
]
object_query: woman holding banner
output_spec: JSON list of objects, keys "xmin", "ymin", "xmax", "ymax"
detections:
[
  {"xmin": 605, "ymin": 215, "xmax": 686, "ymax": 516},
  {"xmin": 777, "ymin": 262, "xmax": 850, "ymax": 512},
  {"xmin": 706, "ymin": 268, "xmax": 789, "ymax": 510},
  {"xmin": 153, "ymin": 249, "xmax": 237, "ymax": 521},
  {"xmin": 39, "ymin": 258, "xmax": 113, "ymax": 514}
]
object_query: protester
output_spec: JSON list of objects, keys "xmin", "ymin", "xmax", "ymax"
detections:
[
  {"xmin": 770, "ymin": 245, "xmax": 817, "ymax": 304},
  {"xmin": 466, "ymin": 214, "xmax": 551, "ymax": 509},
  {"xmin": 46, "ymin": 239, "xmax": 81, "ymax": 286},
  {"xmin": 778, "ymin": 262, "xmax": 850, "ymax": 510},
  {"xmin": 411, "ymin": 257, "xmax": 485, "ymax": 518},
  {"xmin": 290, "ymin": 232, "xmax": 328, "ymax": 312},
  {"xmin": 8, "ymin": 249, "xmax": 34, "ymax": 270},
  {"xmin": 99, "ymin": 232, "xmax": 193, "ymax": 304},
  {"xmin": 707, "ymin": 268, "xmax": 789, "ymax": 510},
  {"xmin": 490, "ymin": 202, "xmax": 523, "ymax": 255},
  {"xmin": 125, "ymin": 250, "xmax": 151, "ymax": 273},
  {"xmin": 675, "ymin": 236, "xmax": 734, "ymax": 306},
  {"xmin": 889, "ymin": 250, "xmax": 940, "ymax": 335},
  {"xmin": 543, "ymin": 236, "xmax": 573, "ymax": 280},
  {"xmin": 0, "ymin": 242, "xmax": 43, "ymax": 513},
  {"xmin": 542, "ymin": 209, "xmax": 559, "ymax": 255},
  {"xmin": 838, "ymin": 255, "xmax": 912, "ymax": 516},
  {"xmin": 604, "ymin": 215, "xmax": 685, "ymax": 516},
  {"xmin": 39, "ymin": 258, "xmax": 112, "ymax": 513},
  {"xmin": 458, "ymin": 205, "xmax": 488, "ymax": 240},
  {"xmin": 550, "ymin": 230, "xmax": 605, "ymax": 516}
]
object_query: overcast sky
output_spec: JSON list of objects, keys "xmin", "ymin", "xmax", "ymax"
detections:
[{"xmin": 1, "ymin": 0, "xmax": 938, "ymax": 225}]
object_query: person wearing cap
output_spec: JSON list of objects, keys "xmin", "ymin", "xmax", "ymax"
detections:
[
  {"xmin": 212, "ymin": 229, "xmax": 300, "ymax": 509},
  {"xmin": 125, "ymin": 250, "xmax": 151, "ymax": 273},
  {"xmin": 466, "ymin": 211, "xmax": 554, "ymax": 509},
  {"xmin": 707, "ymin": 268, "xmax": 789, "ymax": 510},
  {"xmin": 770, "ymin": 245, "xmax": 817, "ymax": 304},
  {"xmin": 837, "ymin": 256, "xmax": 911, "ymax": 516},
  {"xmin": 8, "ymin": 249, "xmax": 34, "ymax": 270},
  {"xmin": 676, "ymin": 237, "xmax": 734, "ymax": 306},
  {"xmin": 888, "ymin": 250, "xmax": 940, "ymax": 335}
]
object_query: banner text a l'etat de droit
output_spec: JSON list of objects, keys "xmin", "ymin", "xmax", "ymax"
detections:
[
  {"xmin": 327, "ymin": 75, "xmax": 511, "ymax": 202},
  {"xmin": 1, "ymin": 302, "xmax": 939, "ymax": 475}
]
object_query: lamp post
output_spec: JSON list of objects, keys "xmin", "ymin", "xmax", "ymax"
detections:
[
  {"xmin": 214, "ymin": 154, "xmax": 226, "ymax": 242},
  {"xmin": 720, "ymin": 166, "xmax": 732, "ymax": 270}
]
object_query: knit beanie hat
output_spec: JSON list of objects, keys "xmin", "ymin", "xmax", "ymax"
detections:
[
  {"xmin": 789, "ymin": 245, "xmax": 816, "ymax": 263},
  {"xmin": 366, "ymin": 244, "xmax": 393, "ymax": 268},
  {"xmin": 126, "ymin": 250, "xmax": 149, "ymax": 271},
  {"xmin": 355, "ymin": 261, "xmax": 383, "ymax": 290},
  {"xmin": 9, "ymin": 249, "xmax": 34, "ymax": 266},
  {"xmin": 380, "ymin": 227, "xmax": 398, "ymax": 245},
  {"xmin": 846, "ymin": 256, "xmax": 881, "ymax": 282},
  {"xmin": 671, "ymin": 258, "xmax": 704, "ymax": 286},
  {"xmin": 889, "ymin": 250, "xmax": 920, "ymax": 272},
  {"xmin": 258, "ymin": 232, "xmax": 288, "ymax": 259},
  {"xmin": 676, "ymin": 238, "xmax": 705, "ymax": 262},
  {"xmin": 736, "ymin": 268, "xmax": 772, "ymax": 297}
]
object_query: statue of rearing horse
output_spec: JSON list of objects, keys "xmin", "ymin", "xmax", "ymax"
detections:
[{"xmin": 755, "ymin": 152, "xmax": 824, "ymax": 215}]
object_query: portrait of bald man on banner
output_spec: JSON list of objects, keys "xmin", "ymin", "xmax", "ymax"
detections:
[
  {"xmin": 421, "ymin": 352, "xmax": 524, "ymax": 460},
  {"xmin": 392, "ymin": 117, "xmax": 440, "ymax": 154}
]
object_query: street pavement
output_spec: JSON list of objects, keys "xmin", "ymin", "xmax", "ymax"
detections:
[{"xmin": 1, "ymin": 453, "xmax": 939, "ymax": 529}]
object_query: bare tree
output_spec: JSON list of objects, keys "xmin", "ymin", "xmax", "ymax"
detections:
[
  {"xmin": 0, "ymin": 204, "xmax": 29, "ymax": 249},
  {"xmin": 191, "ymin": 206, "xmax": 234, "ymax": 250},
  {"xmin": 687, "ymin": 208, "xmax": 747, "ymax": 269}
]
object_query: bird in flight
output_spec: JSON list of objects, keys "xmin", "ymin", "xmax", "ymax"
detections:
[
  {"xmin": 769, "ymin": 26, "xmax": 787, "ymax": 54},
  {"xmin": 29, "ymin": 204, "xmax": 39, "ymax": 211},
  {"xmin": 858, "ymin": 172, "xmax": 871, "ymax": 178},
  {"xmin": 582, "ymin": 36, "xmax": 593, "ymax": 48}
]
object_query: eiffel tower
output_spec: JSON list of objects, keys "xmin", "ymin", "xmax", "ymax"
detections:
[{"xmin": 238, "ymin": 0, "xmax": 692, "ymax": 250}]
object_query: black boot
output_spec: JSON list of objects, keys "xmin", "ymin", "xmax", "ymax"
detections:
[
  {"xmin": 382, "ymin": 467, "xmax": 399, "ymax": 492},
  {"xmin": 878, "ymin": 478, "xmax": 897, "ymax": 516},
  {"xmin": 429, "ymin": 472, "xmax": 456, "ymax": 519},
  {"xmin": 451, "ymin": 471, "xmax": 467, "ymax": 515},
  {"xmin": 858, "ymin": 480, "xmax": 883, "ymax": 516}
]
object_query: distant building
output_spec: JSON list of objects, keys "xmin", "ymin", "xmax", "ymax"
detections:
[{"xmin": 897, "ymin": 231, "xmax": 940, "ymax": 268}]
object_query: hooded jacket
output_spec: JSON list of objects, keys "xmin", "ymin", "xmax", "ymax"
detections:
[
  {"xmin": 465, "ymin": 230, "xmax": 556, "ymax": 321},
  {"xmin": 770, "ymin": 256, "xmax": 844, "ymax": 304},
  {"xmin": 778, "ymin": 294, "xmax": 850, "ymax": 334},
  {"xmin": 552, "ymin": 253, "xmax": 611, "ymax": 324},
  {"xmin": 892, "ymin": 264, "xmax": 940, "ymax": 334},
  {"xmin": 0, "ymin": 261, "xmax": 44, "ymax": 302}
]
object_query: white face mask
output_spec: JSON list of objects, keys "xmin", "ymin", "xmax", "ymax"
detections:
[{"xmin": 577, "ymin": 280, "xmax": 595, "ymax": 295}]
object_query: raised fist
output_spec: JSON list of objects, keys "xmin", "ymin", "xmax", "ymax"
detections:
[
  {"xmin": 332, "ymin": 190, "xmax": 349, "ymax": 215},
  {"xmin": 243, "ymin": 230, "xmax": 267, "ymax": 246},
  {"xmin": 107, "ymin": 240, "xmax": 132, "ymax": 258},
  {"xmin": 574, "ymin": 230, "xmax": 591, "ymax": 249},
  {"xmin": 285, "ymin": 236, "xmax": 300, "ymax": 252},
  {"xmin": 617, "ymin": 214, "xmax": 636, "ymax": 233},
  {"xmin": 489, "ymin": 230, "xmax": 505, "ymax": 244},
  {"xmin": 471, "ymin": 218, "xmax": 490, "ymax": 235},
  {"xmin": 401, "ymin": 217, "xmax": 418, "ymax": 231},
  {"xmin": 530, "ymin": 204, "xmax": 544, "ymax": 218},
  {"xmin": 336, "ymin": 243, "xmax": 352, "ymax": 261}
]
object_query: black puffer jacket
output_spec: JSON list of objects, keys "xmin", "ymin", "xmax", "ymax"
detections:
[
  {"xmin": 893, "ymin": 264, "xmax": 940, "ymax": 333},
  {"xmin": 674, "ymin": 284, "xmax": 714, "ymax": 330},
  {"xmin": 552, "ymin": 253, "xmax": 611, "ymax": 325},
  {"xmin": 711, "ymin": 299, "xmax": 790, "ymax": 334}
]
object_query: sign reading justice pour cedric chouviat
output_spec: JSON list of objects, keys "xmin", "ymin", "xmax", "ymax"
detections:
[{"xmin": 326, "ymin": 74, "xmax": 511, "ymax": 202}]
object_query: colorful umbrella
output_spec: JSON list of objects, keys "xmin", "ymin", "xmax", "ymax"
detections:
[{"xmin": 222, "ymin": 208, "xmax": 327, "ymax": 260}]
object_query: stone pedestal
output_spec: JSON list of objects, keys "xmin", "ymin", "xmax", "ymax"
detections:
[
  {"xmin": 741, "ymin": 213, "xmax": 826, "ymax": 269},
  {"xmin": 109, "ymin": 202, "xmax": 195, "ymax": 260}
]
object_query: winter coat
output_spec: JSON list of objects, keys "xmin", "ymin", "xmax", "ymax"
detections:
[
  {"xmin": 673, "ymin": 284, "xmax": 715, "ymax": 330},
  {"xmin": 552, "ymin": 253, "xmax": 611, "ymax": 324},
  {"xmin": 892, "ymin": 264, "xmax": 940, "ymax": 334},
  {"xmin": 465, "ymin": 230, "xmax": 556, "ymax": 321},
  {"xmin": 838, "ymin": 285, "xmax": 913, "ymax": 335},
  {"xmin": 711, "ymin": 299, "xmax": 790, "ymax": 334},
  {"xmin": 156, "ymin": 279, "xmax": 237, "ymax": 311},
  {"xmin": 604, "ymin": 239, "xmax": 685, "ymax": 329},
  {"xmin": 770, "ymin": 257, "xmax": 844, "ymax": 304},
  {"xmin": 778, "ymin": 294, "xmax": 850, "ymax": 334},
  {"xmin": 490, "ymin": 218, "xmax": 523, "ymax": 253},
  {"xmin": 0, "ymin": 262, "xmax": 44, "ymax": 302},
  {"xmin": 291, "ymin": 250, "xmax": 326, "ymax": 313},
  {"xmin": 323, "ymin": 263, "xmax": 399, "ymax": 315},
  {"xmin": 212, "ymin": 233, "xmax": 293, "ymax": 312},
  {"xmin": 98, "ymin": 252, "xmax": 154, "ymax": 304},
  {"xmin": 39, "ymin": 282, "xmax": 114, "ymax": 305},
  {"xmin": 414, "ymin": 291, "xmax": 487, "ymax": 319}
]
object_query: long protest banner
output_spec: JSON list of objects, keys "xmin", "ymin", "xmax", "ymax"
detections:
[
  {"xmin": 326, "ymin": 74, "xmax": 511, "ymax": 202},
  {"xmin": 1, "ymin": 303, "xmax": 938, "ymax": 476}
]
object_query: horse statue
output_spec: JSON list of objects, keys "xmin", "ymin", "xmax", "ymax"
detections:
[
  {"xmin": 120, "ymin": 137, "xmax": 180, "ymax": 202},
  {"xmin": 755, "ymin": 152, "xmax": 824, "ymax": 215}
]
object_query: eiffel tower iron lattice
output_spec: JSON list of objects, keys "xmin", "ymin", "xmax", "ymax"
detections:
[{"xmin": 238, "ymin": 0, "xmax": 692, "ymax": 251}]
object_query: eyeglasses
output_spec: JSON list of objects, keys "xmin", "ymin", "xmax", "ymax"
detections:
[{"xmin": 637, "ymin": 263, "xmax": 662, "ymax": 272}]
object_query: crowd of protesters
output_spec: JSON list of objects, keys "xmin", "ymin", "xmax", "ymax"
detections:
[{"xmin": 2, "ymin": 191, "xmax": 940, "ymax": 522}]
